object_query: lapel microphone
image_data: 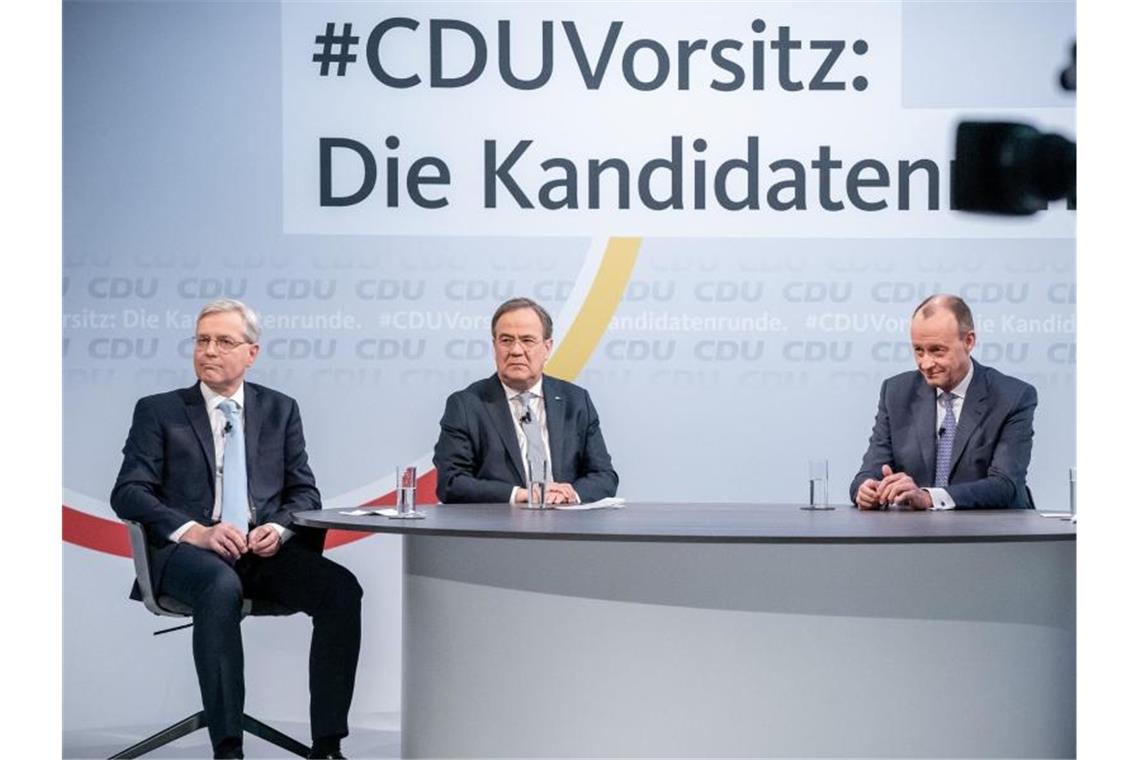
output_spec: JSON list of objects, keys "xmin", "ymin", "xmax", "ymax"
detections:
[
  {"xmin": 520, "ymin": 409, "xmax": 533, "ymax": 424},
  {"xmin": 223, "ymin": 421, "xmax": 233, "ymax": 435}
]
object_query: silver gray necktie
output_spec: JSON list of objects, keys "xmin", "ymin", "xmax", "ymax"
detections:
[{"xmin": 517, "ymin": 391, "xmax": 547, "ymax": 482}]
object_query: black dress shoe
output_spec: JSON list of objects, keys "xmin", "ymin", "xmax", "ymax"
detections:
[{"xmin": 308, "ymin": 737, "xmax": 345, "ymax": 759}]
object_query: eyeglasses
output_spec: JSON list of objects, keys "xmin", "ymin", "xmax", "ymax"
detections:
[
  {"xmin": 193, "ymin": 335, "xmax": 251, "ymax": 354},
  {"xmin": 495, "ymin": 334, "xmax": 544, "ymax": 351}
]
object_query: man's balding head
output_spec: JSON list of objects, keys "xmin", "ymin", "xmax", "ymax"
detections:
[{"xmin": 910, "ymin": 294, "xmax": 977, "ymax": 392}]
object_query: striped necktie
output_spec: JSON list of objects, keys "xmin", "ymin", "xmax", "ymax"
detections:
[{"xmin": 934, "ymin": 392, "xmax": 958, "ymax": 488}]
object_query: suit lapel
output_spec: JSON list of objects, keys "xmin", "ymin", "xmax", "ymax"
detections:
[
  {"xmin": 544, "ymin": 376, "xmax": 565, "ymax": 482},
  {"xmin": 910, "ymin": 377, "xmax": 937, "ymax": 485},
  {"xmin": 482, "ymin": 376, "xmax": 527, "ymax": 484},
  {"xmin": 243, "ymin": 382, "xmax": 262, "ymax": 482},
  {"xmin": 181, "ymin": 384, "xmax": 216, "ymax": 490},
  {"xmin": 948, "ymin": 363, "xmax": 987, "ymax": 478}
]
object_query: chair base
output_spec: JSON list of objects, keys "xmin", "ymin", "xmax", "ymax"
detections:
[{"xmin": 109, "ymin": 711, "xmax": 310, "ymax": 759}]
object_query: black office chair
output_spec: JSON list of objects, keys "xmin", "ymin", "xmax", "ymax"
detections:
[{"xmin": 110, "ymin": 521, "xmax": 311, "ymax": 759}]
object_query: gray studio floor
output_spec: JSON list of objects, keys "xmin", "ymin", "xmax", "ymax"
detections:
[{"xmin": 63, "ymin": 713, "xmax": 400, "ymax": 759}]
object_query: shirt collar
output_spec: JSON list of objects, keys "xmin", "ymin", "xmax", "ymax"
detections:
[
  {"xmin": 501, "ymin": 376, "xmax": 544, "ymax": 403},
  {"xmin": 200, "ymin": 381, "xmax": 245, "ymax": 412},
  {"xmin": 939, "ymin": 360, "xmax": 974, "ymax": 402}
]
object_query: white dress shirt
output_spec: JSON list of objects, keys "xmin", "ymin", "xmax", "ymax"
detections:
[
  {"xmin": 500, "ymin": 378, "xmax": 578, "ymax": 504},
  {"xmin": 924, "ymin": 362, "xmax": 975, "ymax": 510}
]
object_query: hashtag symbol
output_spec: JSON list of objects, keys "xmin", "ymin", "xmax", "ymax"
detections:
[
  {"xmin": 805, "ymin": 314, "xmax": 816, "ymax": 330},
  {"xmin": 313, "ymin": 22, "xmax": 359, "ymax": 76},
  {"xmin": 378, "ymin": 312, "xmax": 391, "ymax": 328}
]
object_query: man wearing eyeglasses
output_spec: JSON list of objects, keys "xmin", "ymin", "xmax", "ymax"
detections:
[
  {"xmin": 111, "ymin": 299, "xmax": 361, "ymax": 760},
  {"xmin": 433, "ymin": 297, "xmax": 619, "ymax": 505}
]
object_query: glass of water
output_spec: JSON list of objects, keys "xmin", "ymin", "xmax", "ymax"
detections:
[
  {"xmin": 802, "ymin": 459, "xmax": 834, "ymax": 510},
  {"xmin": 396, "ymin": 465, "xmax": 419, "ymax": 516},
  {"xmin": 1068, "ymin": 467, "xmax": 1076, "ymax": 520},
  {"xmin": 525, "ymin": 461, "xmax": 549, "ymax": 509}
]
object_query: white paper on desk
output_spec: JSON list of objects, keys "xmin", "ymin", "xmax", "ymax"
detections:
[
  {"xmin": 1038, "ymin": 511, "xmax": 1076, "ymax": 520},
  {"xmin": 553, "ymin": 497, "xmax": 626, "ymax": 511},
  {"xmin": 343, "ymin": 507, "xmax": 417, "ymax": 518}
]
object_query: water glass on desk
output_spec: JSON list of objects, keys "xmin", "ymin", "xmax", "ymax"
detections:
[
  {"xmin": 802, "ymin": 459, "xmax": 834, "ymax": 510},
  {"xmin": 525, "ymin": 461, "xmax": 549, "ymax": 509},
  {"xmin": 1068, "ymin": 467, "xmax": 1076, "ymax": 520},
  {"xmin": 396, "ymin": 465, "xmax": 418, "ymax": 516}
]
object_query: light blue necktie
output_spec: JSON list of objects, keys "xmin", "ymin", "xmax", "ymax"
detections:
[
  {"xmin": 218, "ymin": 399, "xmax": 249, "ymax": 536},
  {"xmin": 516, "ymin": 391, "xmax": 547, "ymax": 482},
  {"xmin": 934, "ymin": 392, "xmax": 958, "ymax": 488}
]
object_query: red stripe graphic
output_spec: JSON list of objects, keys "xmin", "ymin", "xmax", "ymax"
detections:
[
  {"xmin": 63, "ymin": 505, "xmax": 133, "ymax": 557},
  {"xmin": 62, "ymin": 469, "xmax": 439, "ymax": 556}
]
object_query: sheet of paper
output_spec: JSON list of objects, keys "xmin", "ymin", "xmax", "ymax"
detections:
[
  {"xmin": 553, "ymin": 497, "xmax": 627, "ymax": 511},
  {"xmin": 343, "ymin": 507, "xmax": 426, "ymax": 519}
]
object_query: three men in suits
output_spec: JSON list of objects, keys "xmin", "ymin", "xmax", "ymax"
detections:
[
  {"xmin": 850, "ymin": 294, "xmax": 1037, "ymax": 510},
  {"xmin": 433, "ymin": 297, "xmax": 618, "ymax": 504},
  {"xmin": 111, "ymin": 299, "xmax": 361, "ymax": 759}
]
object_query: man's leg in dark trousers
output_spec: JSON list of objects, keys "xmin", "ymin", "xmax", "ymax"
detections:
[
  {"xmin": 240, "ymin": 541, "xmax": 363, "ymax": 745},
  {"xmin": 158, "ymin": 543, "xmax": 246, "ymax": 752}
]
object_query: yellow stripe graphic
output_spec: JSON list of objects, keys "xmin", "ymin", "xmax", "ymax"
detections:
[{"xmin": 546, "ymin": 237, "xmax": 642, "ymax": 381}]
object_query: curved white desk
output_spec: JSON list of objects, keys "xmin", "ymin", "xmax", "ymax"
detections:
[{"xmin": 297, "ymin": 503, "xmax": 1075, "ymax": 758}]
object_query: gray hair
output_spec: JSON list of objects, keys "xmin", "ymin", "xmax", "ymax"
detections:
[
  {"xmin": 912, "ymin": 294, "xmax": 974, "ymax": 336},
  {"xmin": 491, "ymin": 297, "xmax": 554, "ymax": 340},
  {"xmin": 197, "ymin": 299, "xmax": 262, "ymax": 343}
]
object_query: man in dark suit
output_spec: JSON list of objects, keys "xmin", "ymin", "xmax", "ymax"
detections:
[
  {"xmin": 850, "ymin": 294, "xmax": 1037, "ymax": 510},
  {"xmin": 111, "ymin": 299, "xmax": 361, "ymax": 759},
  {"xmin": 434, "ymin": 297, "xmax": 618, "ymax": 504}
]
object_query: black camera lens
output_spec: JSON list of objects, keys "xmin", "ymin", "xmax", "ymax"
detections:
[{"xmin": 953, "ymin": 121, "xmax": 1076, "ymax": 215}]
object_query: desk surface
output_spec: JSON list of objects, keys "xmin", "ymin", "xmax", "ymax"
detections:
[{"xmin": 294, "ymin": 502, "xmax": 1076, "ymax": 544}]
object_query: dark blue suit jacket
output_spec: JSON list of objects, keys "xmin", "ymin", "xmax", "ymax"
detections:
[
  {"xmin": 433, "ymin": 374, "xmax": 619, "ymax": 504},
  {"xmin": 110, "ymin": 382, "xmax": 323, "ymax": 596},
  {"xmin": 849, "ymin": 360, "xmax": 1037, "ymax": 508}
]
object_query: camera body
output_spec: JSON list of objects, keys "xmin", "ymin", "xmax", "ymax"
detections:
[{"xmin": 951, "ymin": 43, "xmax": 1075, "ymax": 216}]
